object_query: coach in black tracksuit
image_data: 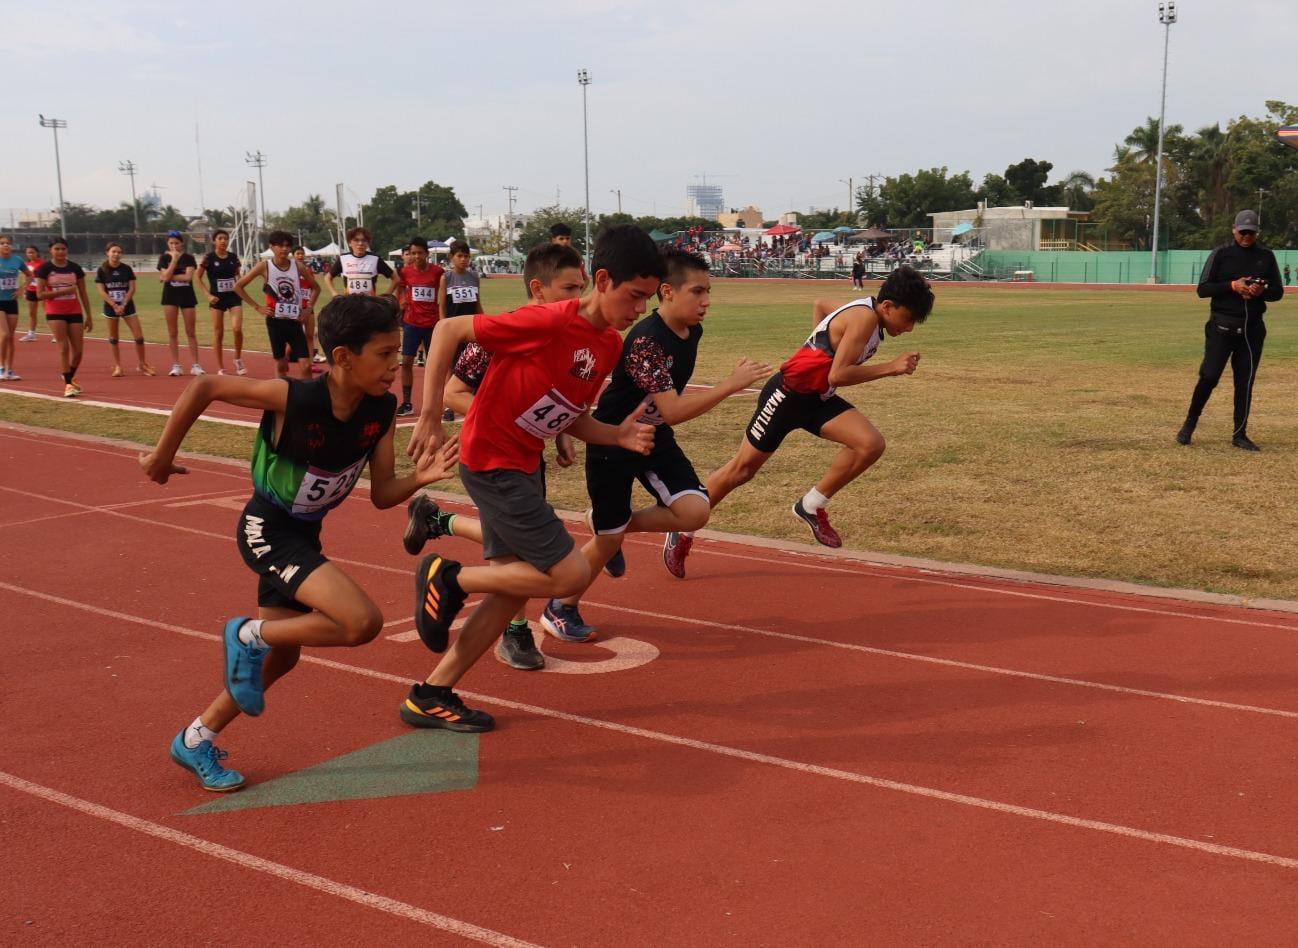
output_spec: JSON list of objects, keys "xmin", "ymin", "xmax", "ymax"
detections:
[{"xmin": 1177, "ymin": 209, "xmax": 1283, "ymax": 451}]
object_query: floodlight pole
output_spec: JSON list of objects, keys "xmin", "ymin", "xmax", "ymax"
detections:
[
  {"xmin": 503, "ymin": 185, "xmax": 518, "ymax": 254},
  {"xmin": 1149, "ymin": 2, "xmax": 1176, "ymax": 284},
  {"xmin": 578, "ymin": 69, "xmax": 592, "ymax": 269},
  {"xmin": 38, "ymin": 115, "xmax": 68, "ymax": 239},
  {"xmin": 245, "ymin": 150, "xmax": 267, "ymax": 240},
  {"xmin": 119, "ymin": 160, "xmax": 140, "ymax": 253}
]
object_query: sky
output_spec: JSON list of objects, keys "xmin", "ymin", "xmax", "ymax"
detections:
[{"xmin": 2, "ymin": 0, "xmax": 1294, "ymax": 226}]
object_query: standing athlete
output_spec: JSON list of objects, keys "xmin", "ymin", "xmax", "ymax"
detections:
[
  {"xmin": 20, "ymin": 245, "xmax": 43, "ymax": 342},
  {"xmin": 235, "ymin": 231, "xmax": 319, "ymax": 380},
  {"xmin": 34, "ymin": 238, "xmax": 93, "ymax": 397},
  {"xmin": 94, "ymin": 242, "xmax": 154, "ymax": 378},
  {"xmin": 663, "ymin": 265, "xmax": 932, "ymax": 577},
  {"xmin": 0, "ymin": 235, "xmax": 26, "ymax": 379},
  {"xmin": 158, "ymin": 232, "xmax": 204, "ymax": 376},
  {"xmin": 195, "ymin": 229, "xmax": 246, "ymax": 376},
  {"xmin": 436, "ymin": 239, "xmax": 482, "ymax": 421},
  {"xmin": 325, "ymin": 227, "xmax": 398, "ymax": 299},
  {"xmin": 396, "ymin": 237, "xmax": 445, "ymax": 415}
]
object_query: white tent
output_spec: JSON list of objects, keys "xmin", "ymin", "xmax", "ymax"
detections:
[{"xmin": 308, "ymin": 242, "xmax": 340, "ymax": 256}]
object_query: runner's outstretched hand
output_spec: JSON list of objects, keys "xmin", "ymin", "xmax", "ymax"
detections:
[
  {"xmin": 617, "ymin": 410, "xmax": 655, "ymax": 455},
  {"xmin": 139, "ymin": 451, "xmax": 188, "ymax": 484}
]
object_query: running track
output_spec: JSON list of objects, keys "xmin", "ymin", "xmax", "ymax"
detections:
[{"xmin": 5, "ymin": 424, "xmax": 1298, "ymax": 944}]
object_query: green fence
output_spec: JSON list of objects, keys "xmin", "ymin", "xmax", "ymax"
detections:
[{"xmin": 977, "ymin": 249, "xmax": 1298, "ymax": 285}]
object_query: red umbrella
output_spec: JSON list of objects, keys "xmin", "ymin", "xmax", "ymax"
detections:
[{"xmin": 763, "ymin": 224, "xmax": 801, "ymax": 236}]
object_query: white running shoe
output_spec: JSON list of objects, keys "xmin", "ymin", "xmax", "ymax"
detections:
[
  {"xmin": 190, "ymin": 364, "xmax": 205, "ymax": 376},
  {"xmin": 168, "ymin": 364, "xmax": 182, "ymax": 377},
  {"xmin": 234, "ymin": 359, "xmax": 247, "ymax": 375},
  {"xmin": 312, "ymin": 353, "xmax": 326, "ymax": 364},
  {"xmin": 217, "ymin": 369, "xmax": 228, "ymax": 376},
  {"xmin": 0, "ymin": 368, "xmax": 9, "ymax": 380},
  {"xmin": 20, "ymin": 330, "xmax": 37, "ymax": 342},
  {"xmin": 5, "ymin": 370, "xmax": 20, "ymax": 381}
]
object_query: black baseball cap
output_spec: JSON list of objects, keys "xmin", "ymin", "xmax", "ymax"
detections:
[{"xmin": 1234, "ymin": 210, "xmax": 1259, "ymax": 232}]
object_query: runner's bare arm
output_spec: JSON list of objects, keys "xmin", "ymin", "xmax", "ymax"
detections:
[
  {"xmin": 194, "ymin": 259, "xmax": 212, "ymax": 300},
  {"xmin": 368, "ymin": 418, "xmax": 459, "ymax": 508},
  {"xmin": 76, "ymin": 278, "xmax": 93, "ymax": 332},
  {"xmin": 566, "ymin": 408, "xmax": 654, "ymax": 455},
  {"xmin": 234, "ymin": 261, "xmax": 270, "ymax": 316},
  {"xmin": 646, "ymin": 358, "xmax": 772, "ymax": 426},
  {"xmin": 141, "ymin": 377, "xmax": 289, "ymax": 485},
  {"xmin": 158, "ymin": 253, "xmax": 180, "ymax": 283},
  {"xmin": 443, "ymin": 375, "xmax": 475, "ymax": 417},
  {"xmin": 408, "ymin": 316, "xmax": 478, "ymax": 460},
  {"xmin": 828, "ymin": 309, "xmax": 918, "ymax": 387}
]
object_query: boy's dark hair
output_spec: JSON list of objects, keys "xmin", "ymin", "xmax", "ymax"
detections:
[
  {"xmin": 408, "ymin": 236, "xmax": 429, "ymax": 251},
  {"xmin": 346, "ymin": 226, "xmax": 371, "ymax": 243},
  {"xmin": 550, "ymin": 222, "xmax": 572, "ymax": 238},
  {"xmin": 48, "ymin": 237, "xmax": 68, "ymax": 249},
  {"xmin": 523, "ymin": 243, "xmax": 584, "ymax": 296},
  {"xmin": 316, "ymin": 294, "xmax": 400, "ymax": 363},
  {"xmin": 212, "ymin": 229, "xmax": 229, "ymax": 240},
  {"xmin": 292, "ymin": 245, "xmax": 305, "ymax": 254},
  {"xmin": 876, "ymin": 265, "xmax": 934, "ymax": 322},
  {"xmin": 448, "ymin": 239, "xmax": 470, "ymax": 256},
  {"xmin": 266, "ymin": 230, "xmax": 293, "ymax": 247},
  {"xmin": 660, "ymin": 249, "xmax": 709, "ymax": 296},
  {"xmin": 591, "ymin": 224, "xmax": 665, "ymax": 287}
]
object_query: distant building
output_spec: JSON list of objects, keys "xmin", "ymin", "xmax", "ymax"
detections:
[
  {"xmin": 716, "ymin": 205, "xmax": 763, "ymax": 229},
  {"xmin": 777, "ymin": 211, "xmax": 800, "ymax": 226},
  {"xmin": 685, "ymin": 183, "xmax": 724, "ymax": 221},
  {"xmin": 464, "ymin": 213, "xmax": 530, "ymax": 243},
  {"xmin": 929, "ymin": 202, "xmax": 1090, "ymax": 251}
]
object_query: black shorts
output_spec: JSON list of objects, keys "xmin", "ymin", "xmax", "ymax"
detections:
[
  {"xmin": 586, "ymin": 436, "xmax": 707, "ymax": 534},
  {"xmin": 210, "ymin": 292, "xmax": 242, "ymax": 311},
  {"xmin": 0, "ymin": 299, "xmax": 16, "ymax": 316},
  {"xmin": 402, "ymin": 323, "xmax": 433, "ymax": 358},
  {"xmin": 24, "ymin": 290, "xmax": 38, "ymax": 303},
  {"xmin": 45, "ymin": 313, "xmax": 83, "ymax": 325},
  {"xmin": 235, "ymin": 497, "xmax": 328, "ymax": 613},
  {"xmin": 161, "ymin": 286, "xmax": 198, "ymax": 308},
  {"xmin": 458, "ymin": 463, "xmax": 574, "ymax": 571},
  {"xmin": 745, "ymin": 371, "xmax": 853, "ymax": 453},
  {"xmin": 266, "ymin": 318, "xmax": 309, "ymax": 362},
  {"xmin": 103, "ymin": 303, "xmax": 137, "ymax": 318}
]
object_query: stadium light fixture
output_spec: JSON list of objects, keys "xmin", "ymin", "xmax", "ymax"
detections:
[
  {"xmin": 38, "ymin": 115, "xmax": 68, "ymax": 239},
  {"xmin": 578, "ymin": 69, "xmax": 592, "ymax": 268},
  {"xmin": 1149, "ymin": 2, "xmax": 1176, "ymax": 283}
]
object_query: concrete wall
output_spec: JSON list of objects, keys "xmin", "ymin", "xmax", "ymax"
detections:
[{"xmin": 979, "ymin": 249, "xmax": 1298, "ymax": 284}]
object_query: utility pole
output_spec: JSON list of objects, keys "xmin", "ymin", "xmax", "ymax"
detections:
[
  {"xmin": 1149, "ymin": 2, "xmax": 1177, "ymax": 283},
  {"xmin": 578, "ymin": 68, "xmax": 592, "ymax": 267},
  {"xmin": 838, "ymin": 178, "xmax": 853, "ymax": 218},
  {"xmin": 412, "ymin": 189, "xmax": 422, "ymax": 230},
  {"xmin": 610, "ymin": 189, "xmax": 622, "ymax": 214},
  {"xmin": 1257, "ymin": 188, "xmax": 1267, "ymax": 228},
  {"xmin": 503, "ymin": 185, "xmax": 518, "ymax": 254},
  {"xmin": 38, "ymin": 115, "xmax": 68, "ymax": 239},
  {"xmin": 195, "ymin": 123, "xmax": 206, "ymax": 214},
  {"xmin": 335, "ymin": 183, "xmax": 346, "ymax": 247},
  {"xmin": 245, "ymin": 150, "xmax": 268, "ymax": 239},
  {"xmin": 118, "ymin": 160, "xmax": 140, "ymax": 253}
]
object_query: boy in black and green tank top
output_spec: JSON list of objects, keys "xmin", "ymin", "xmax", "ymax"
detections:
[{"xmin": 141, "ymin": 295, "xmax": 460, "ymax": 793}]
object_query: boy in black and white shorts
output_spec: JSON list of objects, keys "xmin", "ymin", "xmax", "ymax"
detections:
[
  {"xmin": 234, "ymin": 231, "xmax": 320, "ymax": 380},
  {"xmin": 543, "ymin": 250, "xmax": 770, "ymax": 638}
]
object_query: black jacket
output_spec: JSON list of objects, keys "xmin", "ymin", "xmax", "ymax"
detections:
[{"xmin": 1197, "ymin": 240, "xmax": 1283, "ymax": 319}]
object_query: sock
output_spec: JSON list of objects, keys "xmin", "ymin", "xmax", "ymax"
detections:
[
  {"xmin": 414, "ymin": 682, "xmax": 449, "ymax": 700},
  {"xmin": 802, "ymin": 488, "xmax": 830, "ymax": 514},
  {"xmin": 183, "ymin": 717, "xmax": 220, "ymax": 749},
  {"xmin": 62, "ymin": 371, "xmax": 72, "ymax": 384},
  {"xmin": 437, "ymin": 511, "xmax": 457, "ymax": 537},
  {"xmin": 507, "ymin": 618, "xmax": 529, "ymax": 631},
  {"xmin": 402, "ymin": 385, "xmax": 411, "ymax": 403},
  {"xmin": 237, "ymin": 618, "xmax": 268, "ymax": 650}
]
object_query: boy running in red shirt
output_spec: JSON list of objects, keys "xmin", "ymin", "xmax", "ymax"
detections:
[
  {"xmin": 396, "ymin": 236, "xmax": 445, "ymax": 415},
  {"xmin": 401, "ymin": 225, "xmax": 664, "ymax": 730}
]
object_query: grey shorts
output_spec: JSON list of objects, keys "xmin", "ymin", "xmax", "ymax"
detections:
[{"xmin": 458, "ymin": 463, "xmax": 574, "ymax": 572}]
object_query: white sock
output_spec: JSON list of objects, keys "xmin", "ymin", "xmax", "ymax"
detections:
[
  {"xmin": 183, "ymin": 717, "xmax": 220, "ymax": 749},
  {"xmin": 238, "ymin": 619, "xmax": 267, "ymax": 650},
  {"xmin": 681, "ymin": 531, "xmax": 695, "ymax": 538},
  {"xmin": 802, "ymin": 488, "xmax": 830, "ymax": 514}
]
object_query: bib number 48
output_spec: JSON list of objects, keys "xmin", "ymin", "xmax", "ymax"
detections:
[{"xmin": 515, "ymin": 389, "xmax": 585, "ymax": 440}]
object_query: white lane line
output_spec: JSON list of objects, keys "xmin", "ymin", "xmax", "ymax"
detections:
[
  {"xmin": 3, "ymin": 485, "xmax": 1294, "ymax": 717},
  {"xmin": 0, "ymin": 428, "xmax": 249, "ymax": 481},
  {"xmin": 386, "ymin": 600, "xmax": 483, "ymax": 642},
  {"xmin": 5, "ymin": 582, "xmax": 1298, "ymax": 874},
  {"xmin": 0, "ymin": 386, "xmax": 259, "ymax": 427},
  {"xmin": 0, "ymin": 487, "xmax": 248, "ymax": 530},
  {"xmin": 7, "ymin": 424, "xmax": 1296, "ymax": 634},
  {"xmin": 0, "ymin": 771, "xmax": 541, "ymax": 948}
]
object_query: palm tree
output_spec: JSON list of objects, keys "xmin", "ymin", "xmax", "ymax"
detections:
[
  {"xmin": 1191, "ymin": 123, "xmax": 1231, "ymax": 224},
  {"xmin": 1059, "ymin": 171, "xmax": 1096, "ymax": 211},
  {"xmin": 1124, "ymin": 117, "xmax": 1183, "ymax": 163}
]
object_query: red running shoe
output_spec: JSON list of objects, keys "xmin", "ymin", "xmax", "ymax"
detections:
[
  {"xmin": 792, "ymin": 499, "xmax": 842, "ymax": 548},
  {"xmin": 662, "ymin": 531, "xmax": 694, "ymax": 578}
]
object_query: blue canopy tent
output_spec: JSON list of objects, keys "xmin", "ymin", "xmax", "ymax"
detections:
[
  {"xmin": 951, "ymin": 222, "xmax": 974, "ymax": 236},
  {"xmin": 833, "ymin": 226, "xmax": 856, "ymax": 234},
  {"xmin": 811, "ymin": 231, "xmax": 836, "ymax": 243}
]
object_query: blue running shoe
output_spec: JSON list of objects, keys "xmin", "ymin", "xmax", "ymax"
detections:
[
  {"xmin": 222, "ymin": 616, "xmax": 267, "ymax": 716},
  {"xmin": 169, "ymin": 730, "xmax": 245, "ymax": 792},
  {"xmin": 540, "ymin": 599, "xmax": 597, "ymax": 643}
]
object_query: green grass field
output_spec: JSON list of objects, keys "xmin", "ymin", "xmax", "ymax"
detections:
[{"xmin": 3, "ymin": 276, "xmax": 1295, "ymax": 600}]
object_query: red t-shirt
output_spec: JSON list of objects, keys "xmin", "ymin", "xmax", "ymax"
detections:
[
  {"xmin": 401, "ymin": 263, "xmax": 444, "ymax": 328},
  {"xmin": 36, "ymin": 261, "xmax": 85, "ymax": 316},
  {"xmin": 461, "ymin": 299, "xmax": 622, "ymax": 473}
]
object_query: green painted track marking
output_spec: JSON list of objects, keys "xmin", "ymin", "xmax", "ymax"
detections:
[{"xmin": 183, "ymin": 730, "xmax": 478, "ymax": 815}]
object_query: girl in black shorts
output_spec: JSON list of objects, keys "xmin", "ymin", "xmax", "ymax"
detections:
[
  {"xmin": 22, "ymin": 245, "xmax": 43, "ymax": 341},
  {"xmin": 158, "ymin": 232, "xmax": 203, "ymax": 376},
  {"xmin": 34, "ymin": 238, "xmax": 93, "ymax": 397},
  {"xmin": 95, "ymin": 242, "xmax": 154, "ymax": 377},
  {"xmin": 195, "ymin": 228, "xmax": 245, "ymax": 376}
]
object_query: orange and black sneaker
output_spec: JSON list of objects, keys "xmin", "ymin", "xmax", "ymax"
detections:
[
  {"xmin": 414, "ymin": 553, "xmax": 465, "ymax": 652},
  {"xmin": 400, "ymin": 683, "xmax": 495, "ymax": 732}
]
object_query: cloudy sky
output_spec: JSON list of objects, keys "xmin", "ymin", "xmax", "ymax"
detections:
[{"xmin": 2, "ymin": 0, "xmax": 1293, "ymax": 224}]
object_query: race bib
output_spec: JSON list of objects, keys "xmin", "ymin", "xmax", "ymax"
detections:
[
  {"xmin": 515, "ymin": 388, "xmax": 584, "ymax": 440},
  {"xmin": 169, "ymin": 280, "xmax": 188, "ymax": 287},
  {"xmin": 637, "ymin": 398, "xmax": 665, "ymax": 427},
  {"xmin": 449, "ymin": 285, "xmax": 478, "ymax": 304},
  {"xmin": 108, "ymin": 289, "xmax": 127, "ymax": 303},
  {"xmin": 291, "ymin": 457, "xmax": 366, "ymax": 516},
  {"xmin": 273, "ymin": 301, "xmax": 301, "ymax": 319},
  {"xmin": 346, "ymin": 276, "xmax": 372, "ymax": 294},
  {"xmin": 0, "ymin": 276, "xmax": 17, "ymax": 291},
  {"xmin": 411, "ymin": 285, "xmax": 436, "ymax": 302},
  {"xmin": 299, "ymin": 286, "xmax": 312, "ymax": 304},
  {"xmin": 216, "ymin": 277, "xmax": 236, "ymax": 293}
]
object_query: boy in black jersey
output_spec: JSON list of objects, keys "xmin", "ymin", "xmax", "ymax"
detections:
[
  {"xmin": 141, "ymin": 295, "xmax": 458, "ymax": 793},
  {"xmin": 542, "ymin": 250, "xmax": 770, "ymax": 639}
]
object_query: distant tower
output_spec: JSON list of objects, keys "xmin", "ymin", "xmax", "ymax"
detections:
[{"xmin": 685, "ymin": 182, "xmax": 724, "ymax": 221}]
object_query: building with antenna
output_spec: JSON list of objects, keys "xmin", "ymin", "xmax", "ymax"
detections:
[{"xmin": 685, "ymin": 182, "xmax": 724, "ymax": 221}]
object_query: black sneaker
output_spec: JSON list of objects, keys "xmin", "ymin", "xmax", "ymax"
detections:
[
  {"xmin": 495, "ymin": 624, "xmax": 545, "ymax": 671},
  {"xmin": 403, "ymin": 494, "xmax": 446, "ymax": 556},
  {"xmin": 1175, "ymin": 421, "xmax": 1194, "ymax": 445},
  {"xmin": 400, "ymin": 683, "xmax": 494, "ymax": 732},
  {"xmin": 1232, "ymin": 433, "xmax": 1261, "ymax": 452},
  {"xmin": 414, "ymin": 554, "xmax": 466, "ymax": 652},
  {"xmin": 442, "ymin": 407, "xmax": 456, "ymax": 423},
  {"xmin": 396, "ymin": 401, "xmax": 414, "ymax": 417},
  {"xmin": 603, "ymin": 548, "xmax": 626, "ymax": 578}
]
